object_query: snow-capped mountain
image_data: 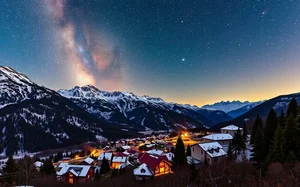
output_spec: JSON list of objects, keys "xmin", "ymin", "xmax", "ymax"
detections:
[
  {"xmin": 0, "ymin": 66, "xmax": 135, "ymax": 155},
  {"xmin": 58, "ymin": 86, "xmax": 232, "ymax": 129},
  {"xmin": 226, "ymin": 101, "xmax": 263, "ymax": 118},
  {"xmin": 202, "ymin": 100, "xmax": 252, "ymax": 113},
  {"xmin": 201, "ymin": 100, "xmax": 263, "ymax": 118},
  {"xmin": 212, "ymin": 93, "xmax": 300, "ymax": 131}
]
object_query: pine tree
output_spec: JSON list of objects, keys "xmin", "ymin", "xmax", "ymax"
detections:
[
  {"xmin": 174, "ymin": 136, "xmax": 187, "ymax": 167},
  {"xmin": 170, "ymin": 146, "xmax": 175, "ymax": 153},
  {"xmin": 40, "ymin": 158, "xmax": 55, "ymax": 175},
  {"xmin": 251, "ymin": 125, "xmax": 267, "ymax": 163},
  {"xmin": 250, "ymin": 116, "xmax": 262, "ymax": 144},
  {"xmin": 232, "ymin": 128, "xmax": 244, "ymax": 154},
  {"xmin": 227, "ymin": 142, "xmax": 234, "ymax": 161},
  {"xmin": 287, "ymin": 98, "xmax": 298, "ymax": 118},
  {"xmin": 100, "ymin": 156, "xmax": 110, "ymax": 174},
  {"xmin": 186, "ymin": 144, "xmax": 191, "ymax": 157},
  {"xmin": 264, "ymin": 108, "xmax": 278, "ymax": 153},
  {"xmin": 279, "ymin": 110, "xmax": 286, "ymax": 128},
  {"xmin": 282, "ymin": 116, "xmax": 297, "ymax": 159},
  {"xmin": 267, "ymin": 126, "xmax": 283, "ymax": 163},
  {"xmin": 3, "ymin": 155, "xmax": 19, "ymax": 184}
]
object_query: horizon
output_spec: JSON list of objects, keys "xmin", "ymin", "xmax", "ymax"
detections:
[{"xmin": 1, "ymin": 0, "xmax": 300, "ymax": 106}]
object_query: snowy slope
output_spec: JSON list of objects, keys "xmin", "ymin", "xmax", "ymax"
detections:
[
  {"xmin": 227, "ymin": 101, "xmax": 263, "ymax": 118},
  {"xmin": 58, "ymin": 86, "xmax": 232, "ymax": 129},
  {"xmin": 0, "ymin": 66, "xmax": 135, "ymax": 156},
  {"xmin": 202, "ymin": 100, "xmax": 263, "ymax": 118},
  {"xmin": 202, "ymin": 100, "xmax": 252, "ymax": 113}
]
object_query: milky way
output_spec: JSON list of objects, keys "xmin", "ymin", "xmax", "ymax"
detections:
[
  {"xmin": 45, "ymin": 0, "xmax": 123, "ymax": 90},
  {"xmin": 1, "ymin": 0, "xmax": 300, "ymax": 106}
]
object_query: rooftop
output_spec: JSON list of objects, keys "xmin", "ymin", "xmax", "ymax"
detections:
[
  {"xmin": 133, "ymin": 163, "xmax": 154, "ymax": 176},
  {"xmin": 203, "ymin": 133, "xmax": 233, "ymax": 140},
  {"xmin": 199, "ymin": 142, "xmax": 227, "ymax": 158},
  {"xmin": 56, "ymin": 164, "xmax": 91, "ymax": 177},
  {"xmin": 98, "ymin": 152, "xmax": 113, "ymax": 160},
  {"xmin": 221, "ymin": 124, "xmax": 242, "ymax": 131}
]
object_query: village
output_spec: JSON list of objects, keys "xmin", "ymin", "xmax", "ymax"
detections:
[{"xmin": 0, "ymin": 124, "xmax": 248, "ymax": 186}]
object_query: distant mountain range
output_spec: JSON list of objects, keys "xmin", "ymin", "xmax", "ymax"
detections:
[
  {"xmin": 201, "ymin": 100, "xmax": 263, "ymax": 118},
  {"xmin": 212, "ymin": 93, "xmax": 300, "ymax": 131},
  {"xmin": 58, "ymin": 86, "xmax": 232, "ymax": 130}
]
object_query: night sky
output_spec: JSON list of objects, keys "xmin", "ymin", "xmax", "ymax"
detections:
[{"xmin": 1, "ymin": 0, "xmax": 300, "ymax": 106}]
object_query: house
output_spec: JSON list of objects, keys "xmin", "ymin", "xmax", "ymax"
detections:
[
  {"xmin": 191, "ymin": 142, "xmax": 227, "ymax": 165},
  {"xmin": 138, "ymin": 153, "xmax": 171, "ymax": 176},
  {"xmin": 163, "ymin": 152, "xmax": 174, "ymax": 162},
  {"xmin": 34, "ymin": 161, "xmax": 43, "ymax": 171},
  {"xmin": 79, "ymin": 157, "xmax": 95, "ymax": 166},
  {"xmin": 56, "ymin": 163, "xmax": 94, "ymax": 184},
  {"xmin": 202, "ymin": 133, "xmax": 233, "ymax": 146},
  {"xmin": 221, "ymin": 125, "xmax": 243, "ymax": 137},
  {"xmin": 97, "ymin": 152, "xmax": 113, "ymax": 167},
  {"xmin": 111, "ymin": 156, "xmax": 127, "ymax": 169},
  {"xmin": 133, "ymin": 163, "xmax": 154, "ymax": 181}
]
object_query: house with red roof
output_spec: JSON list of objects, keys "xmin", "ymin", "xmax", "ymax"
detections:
[
  {"xmin": 138, "ymin": 153, "xmax": 171, "ymax": 176},
  {"xmin": 56, "ymin": 163, "xmax": 94, "ymax": 184}
]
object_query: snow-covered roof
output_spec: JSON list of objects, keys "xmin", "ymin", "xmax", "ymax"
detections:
[
  {"xmin": 203, "ymin": 133, "xmax": 233, "ymax": 140},
  {"xmin": 199, "ymin": 142, "xmax": 227, "ymax": 158},
  {"xmin": 34, "ymin": 161, "xmax": 43, "ymax": 168},
  {"xmin": 221, "ymin": 124, "xmax": 242, "ymax": 131},
  {"xmin": 98, "ymin": 152, "xmax": 113, "ymax": 161},
  {"xmin": 56, "ymin": 164, "xmax": 91, "ymax": 177},
  {"xmin": 83, "ymin": 157, "xmax": 94, "ymax": 164},
  {"xmin": 146, "ymin": 149, "xmax": 164, "ymax": 155},
  {"xmin": 112, "ymin": 156, "xmax": 127, "ymax": 163},
  {"xmin": 187, "ymin": 156, "xmax": 201, "ymax": 165},
  {"xmin": 133, "ymin": 163, "xmax": 154, "ymax": 176}
]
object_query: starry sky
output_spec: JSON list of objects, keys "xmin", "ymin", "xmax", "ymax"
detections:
[{"xmin": 1, "ymin": 0, "xmax": 300, "ymax": 106}]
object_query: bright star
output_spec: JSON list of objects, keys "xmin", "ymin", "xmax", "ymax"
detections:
[{"xmin": 182, "ymin": 58, "xmax": 185, "ymax": 62}]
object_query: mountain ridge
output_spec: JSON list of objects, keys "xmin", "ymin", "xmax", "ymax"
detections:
[{"xmin": 58, "ymin": 85, "xmax": 232, "ymax": 129}]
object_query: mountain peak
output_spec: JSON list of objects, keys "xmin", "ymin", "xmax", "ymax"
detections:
[
  {"xmin": 0, "ymin": 66, "xmax": 33, "ymax": 85},
  {"xmin": 201, "ymin": 100, "xmax": 256, "ymax": 113}
]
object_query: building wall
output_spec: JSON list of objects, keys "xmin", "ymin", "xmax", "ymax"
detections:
[
  {"xmin": 205, "ymin": 155, "xmax": 227, "ymax": 165},
  {"xmin": 191, "ymin": 144, "xmax": 227, "ymax": 165},
  {"xmin": 62, "ymin": 168, "xmax": 94, "ymax": 184},
  {"xmin": 221, "ymin": 129, "xmax": 243, "ymax": 137},
  {"xmin": 135, "ymin": 176, "xmax": 153, "ymax": 181},
  {"xmin": 154, "ymin": 161, "xmax": 171, "ymax": 176},
  {"xmin": 111, "ymin": 162, "xmax": 125, "ymax": 169},
  {"xmin": 191, "ymin": 145, "xmax": 205, "ymax": 163}
]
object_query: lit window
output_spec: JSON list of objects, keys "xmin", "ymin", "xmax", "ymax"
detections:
[{"xmin": 160, "ymin": 167, "xmax": 165, "ymax": 173}]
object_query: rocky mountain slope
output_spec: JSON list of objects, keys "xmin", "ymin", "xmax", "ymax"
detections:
[{"xmin": 0, "ymin": 66, "xmax": 135, "ymax": 155}]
